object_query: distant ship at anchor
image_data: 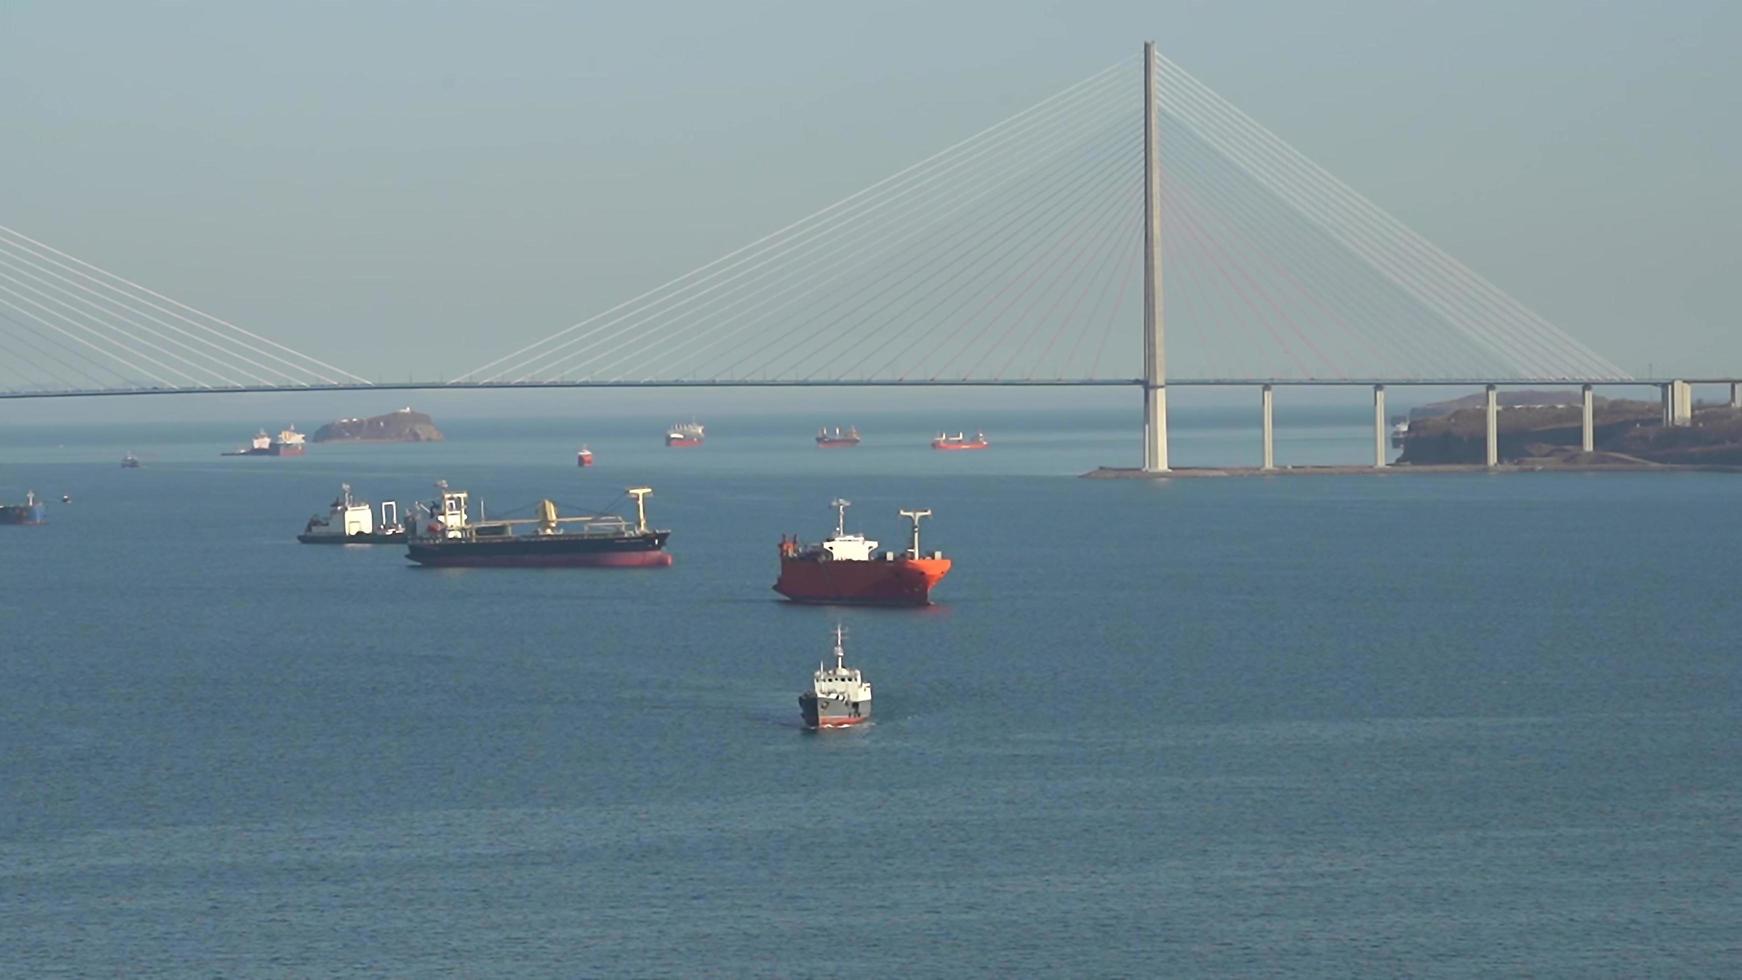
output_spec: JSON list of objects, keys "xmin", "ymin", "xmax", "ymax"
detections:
[
  {"xmin": 222, "ymin": 426, "xmax": 306, "ymax": 457},
  {"xmin": 931, "ymin": 431, "xmax": 988, "ymax": 451},
  {"xmin": 815, "ymin": 425, "xmax": 861, "ymax": 448}
]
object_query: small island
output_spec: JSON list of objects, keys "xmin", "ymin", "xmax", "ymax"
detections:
[{"xmin": 311, "ymin": 407, "xmax": 445, "ymax": 443}]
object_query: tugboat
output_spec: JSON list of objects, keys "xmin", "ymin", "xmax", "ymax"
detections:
[
  {"xmin": 0, "ymin": 491, "xmax": 47, "ymax": 526},
  {"xmin": 221, "ymin": 426, "xmax": 306, "ymax": 457},
  {"xmin": 576, "ymin": 445, "xmax": 595, "ymax": 467},
  {"xmin": 297, "ymin": 483, "xmax": 406, "ymax": 544},
  {"xmin": 931, "ymin": 431, "xmax": 989, "ymax": 451},
  {"xmin": 666, "ymin": 422, "xmax": 704, "ymax": 447},
  {"xmin": 774, "ymin": 499, "xmax": 951, "ymax": 606},
  {"xmin": 815, "ymin": 425, "xmax": 861, "ymax": 448},
  {"xmin": 406, "ymin": 484, "xmax": 672, "ymax": 568},
  {"xmin": 799, "ymin": 625, "xmax": 872, "ymax": 730},
  {"xmin": 1389, "ymin": 416, "xmax": 1410, "ymax": 449},
  {"xmin": 121, "ymin": 452, "xmax": 141, "ymax": 469}
]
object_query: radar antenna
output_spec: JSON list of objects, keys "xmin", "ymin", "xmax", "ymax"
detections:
[
  {"xmin": 898, "ymin": 508, "xmax": 933, "ymax": 559},
  {"xmin": 830, "ymin": 498, "xmax": 852, "ymax": 537}
]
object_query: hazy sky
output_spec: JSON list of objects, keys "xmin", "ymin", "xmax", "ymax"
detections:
[{"xmin": 2, "ymin": 0, "xmax": 1738, "ymax": 412}]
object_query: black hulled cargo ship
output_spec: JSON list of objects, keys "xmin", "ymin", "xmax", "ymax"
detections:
[{"xmin": 406, "ymin": 484, "xmax": 671, "ymax": 568}]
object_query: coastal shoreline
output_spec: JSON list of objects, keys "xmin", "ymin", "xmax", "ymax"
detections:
[{"xmin": 1083, "ymin": 462, "xmax": 1742, "ymax": 478}]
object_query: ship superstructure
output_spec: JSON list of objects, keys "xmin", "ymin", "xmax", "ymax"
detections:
[
  {"xmin": 799, "ymin": 625, "xmax": 873, "ymax": 730},
  {"xmin": 298, "ymin": 483, "xmax": 405, "ymax": 544},
  {"xmin": 406, "ymin": 483, "xmax": 672, "ymax": 567},
  {"xmin": 774, "ymin": 499, "xmax": 951, "ymax": 606}
]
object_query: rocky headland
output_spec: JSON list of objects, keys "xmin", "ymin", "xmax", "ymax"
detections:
[{"xmin": 311, "ymin": 407, "xmax": 444, "ymax": 443}]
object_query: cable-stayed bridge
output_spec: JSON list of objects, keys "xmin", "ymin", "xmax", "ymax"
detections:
[{"xmin": 3, "ymin": 44, "xmax": 1731, "ymax": 471}]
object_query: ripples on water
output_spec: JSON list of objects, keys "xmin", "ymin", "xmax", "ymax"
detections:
[{"xmin": 1, "ymin": 407, "xmax": 1736, "ymax": 975}]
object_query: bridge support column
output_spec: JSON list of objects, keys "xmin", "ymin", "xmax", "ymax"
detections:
[
  {"xmin": 1140, "ymin": 40, "xmax": 1169, "ymax": 472},
  {"xmin": 1731, "ymin": 381, "xmax": 1741, "ymax": 409},
  {"xmin": 1671, "ymin": 380, "xmax": 1692, "ymax": 426},
  {"xmin": 1485, "ymin": 385, "xmax": 1499, "ymax": 468},
  {"xmin": 1581, "ymin": 384, "xmax": 1595, "ymax": 454},
  {"xmin": 1261, "ymin": 384, "xmax": 1274, "ymax": 470},
  {"xmin": 1372, "ymin": 384, "xmax": 1387, "ymax": 468},
  {"xmin": 1660, "ymin": 383, "xmax": 1672, "ymax": 426}
]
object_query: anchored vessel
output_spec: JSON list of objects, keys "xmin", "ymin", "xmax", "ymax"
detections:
[
  {"xmin": 666, "ymin": 422, "xmax": 704, "ymax": 448},
  {"xmin": 775, "ymin": 499, "xmax": 950, "ymax": 606},
  {"xmin": 931, "ymin": 431, "xmax": 989, "ymax": 451},
  {"xmin": 815, "ymin": 425, "xmax": 861, "ymax": 448},
  {"xmin": 576, "ymin": 446, "xmax": 595, "ymax": 467},
  {"xmin": 406, "ymin": 485, "xmax": 671, "ymax": 568},
  {"xmin": 222, "ymin": 427, "xmax": 306, "ymax": 457},
  {"xmin": 0, "ymin": 491, "xmax": 46, "ymax": 526},
  {"xmin": 799, "ymin": 625, "xmax": 873, "ymax": 730},
  {"xmin": 121, "ymin": 452, "xmax": 141, "ymax": 469},
  {"xmin": 298, "ymin": 484, "xmax": 405, "ymax": 544}
]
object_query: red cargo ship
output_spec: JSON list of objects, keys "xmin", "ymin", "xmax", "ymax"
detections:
[
  {"xmin": 576, "ymin": 445, "xmax": 594, "ymax": 467},
  {"xmin": 774, "ymin": 499, "xmax": 950, "ymax": 606},
  {"xmin": 931, "ymin": 431, "xmax": 988, "ymax": 451},
  {"xmin": 666, "ymin": 422, "xmax": 704, "ymax": 447}
]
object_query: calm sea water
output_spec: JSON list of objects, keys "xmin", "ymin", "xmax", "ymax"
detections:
[{"xmin": 1, "ymin": 407, "xmax": 1737, "ymax": 976}]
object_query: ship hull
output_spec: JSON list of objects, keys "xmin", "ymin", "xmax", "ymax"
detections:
[
  {"xmin": 665, "ymin": 437, "xmax": 703, "ymax": 448},
  {"xmin": 221, "ymin": 445, "xmax": 304, "ymax": 457},
  {"xmin": 407, "ymin": 531, "xmax": 672, "ymax": 568},
  {"xmin": 774, "ymin": 556, "xmax": 950, "ymax": 606},
  {"xmin": 931, "ymin": 441, "xmax": 987, "ymax": 451},
  {"xmin": 815, "ymin": 439, "xmax": 861, "ymax": 448},
  {"xmin": 799, "ymin": 693, "xmax": 872, "ymax": 729},
  {"xmin": 0, "ymin": 505, "xmax": 46, "ymax": 526},
  {"xmin": 298, "ymin": 531, "xmax": 406, "ymax": 545}
]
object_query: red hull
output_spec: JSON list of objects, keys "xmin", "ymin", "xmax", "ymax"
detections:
[
  {"xmin": 931, "ymin": 442, "xmax": 987, "ymax": 451},
  {"xmin": 577, "ymin": 455, "xmax": 594, "ymax": 467},
  {"xmin": 812, "ymin": 715, "xmax": 869, "ymax": 729},
  {"xmin": 774, "ymin": 556, "xmax": 951, "ymax": 606},
  {"xmin": 414, "ymin": 551, "xmax": 673, "ymax": 568},
  {"xmin": 666, "ymin": 437, "xmax": 703, "ymax": 448}
]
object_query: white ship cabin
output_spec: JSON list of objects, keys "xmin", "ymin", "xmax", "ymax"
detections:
[
  {"xmin": 277, "ymin": 426, "xmax": 306, "ymax": 447},
  {"xmin": 432, "ymin": 487, "xmax": 471, "ymax": 538},
  {"xmin": 332, "ymin": 484, "xmax": 373, "ymax": 536},
  {"xmin": 249, "ymin": 430, "xmax": 271, "ymax": 451},
  {"xmin": 819, "ymin": 498, "xmax": 878, "ymax": 561},
  {"xmin": 814, "ymin": 628, "xmax": 871, "ymax": 699}
]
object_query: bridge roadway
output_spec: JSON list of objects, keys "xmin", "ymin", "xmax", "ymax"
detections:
[{"xmin": 4, "ymin": 377, "xmax": 1737, "ymax": 472}]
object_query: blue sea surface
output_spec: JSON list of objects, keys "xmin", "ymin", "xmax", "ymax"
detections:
[{"xmin": 1, "ymin": 407, "xmax": 1737, "ymax": 976}]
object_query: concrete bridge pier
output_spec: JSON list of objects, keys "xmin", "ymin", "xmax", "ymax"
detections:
[
  {"xmin": 1732, "ymin": 382, "xmax": 1741, "ymax": 409},
  {"xmin": 1261, "ymin": 384, "xmax": 1275, "ymax": 470},
  {"xmin": 1484, "ymin": 384, "xmax": 1499, "ymax": 467},
  {"xmin": 1372, "ymin": 384, "xmax": 1387, "ymax": 468},
  {"xmin": 1662, "ymin": 380, "xmax": 1693, "ymax": 426},
  {"xmin": 1581, "ymin": 384, "xmax": 1595, "ymax": 453}
]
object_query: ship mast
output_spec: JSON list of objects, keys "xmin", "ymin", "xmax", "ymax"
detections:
[
  {"xmin": 628, "ymin": 487, "xmax": 653, "ymax": 532},
  {"xmin": 831, "ymin": 498, "xmax": 851, "ymax": 536},
  {"xmin": 833, "ymin": 623, "xmax": 846, "ymax": 671},
  {"xmin": 899, "ymin": 508, "xmax": 931, "ymax": 559}
]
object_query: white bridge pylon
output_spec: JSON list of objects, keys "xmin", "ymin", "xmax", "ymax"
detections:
[{"xmin": 460, "ymin": 43, "xmax": 1627, "ymax": 400}]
